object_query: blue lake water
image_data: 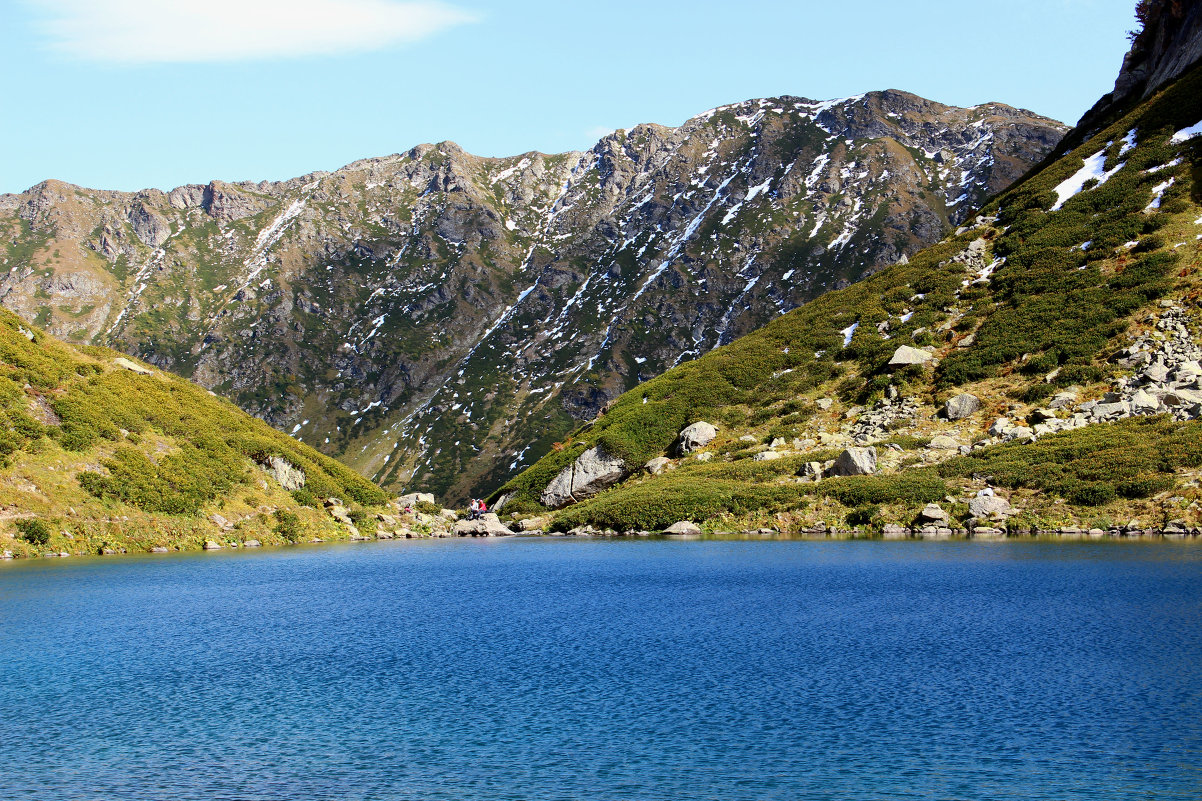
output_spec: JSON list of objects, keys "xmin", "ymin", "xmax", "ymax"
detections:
[{"xmin": 2, "ymin": 538, "xmax": 1201, "ymax": 800}]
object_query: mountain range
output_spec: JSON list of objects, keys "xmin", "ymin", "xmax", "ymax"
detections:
[{"xmin": 0, "ymin": 91, "xmax": 1064, "ymax": 501}]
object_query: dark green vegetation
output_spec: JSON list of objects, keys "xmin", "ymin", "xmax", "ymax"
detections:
[
  {"xmin": 500, "ymin": 58, "xmax": 1202, "ymax": 532},
  {"xmin": 937, "ymin": 66, "xmax": 1202, "ymax": 389},
  {"xmin": 940, "ymin": 417, "xmax": 1201, "ymax": 507},
  {"xmin": 0, "ymin": 308, "xmax": 386, "ymax": 555},
  {"xmin": 15, "ymin": 518, "xmax": 51, "ymax": 546}
]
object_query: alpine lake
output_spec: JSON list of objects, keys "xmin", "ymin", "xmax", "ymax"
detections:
[{"xmin": 2, "ymin": 536, "xmax": 1200, "ymax": 800}]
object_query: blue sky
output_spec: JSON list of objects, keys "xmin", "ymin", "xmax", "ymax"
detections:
[{"xmin": 2, "ymin": 0, "xmax": 1137, "ymax": 194}]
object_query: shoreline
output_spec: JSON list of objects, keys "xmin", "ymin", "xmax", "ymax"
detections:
[{"xmin": 4, "ymin": 527, "xmax": 1201, "ymax": 568}]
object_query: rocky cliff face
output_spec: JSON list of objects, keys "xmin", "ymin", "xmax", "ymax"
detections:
[
  {"xmin": 1077, "ymin": 0, "xmax": 1202, "ymax": 132},
  {"xmin": 0, "ymin": 90, "xmax": 1064, "ymax": 501}
]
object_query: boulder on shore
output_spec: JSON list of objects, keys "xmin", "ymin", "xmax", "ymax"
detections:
[
  {"xmin": 454, "ymin": 514, "xmax": 515, "ymax": 537},
  {"xmin": 663, "ymin": 521, "xmax": 701, "ymax": 535},
  {"xmin": 540, "ymin": 445, "xmax": 628, "ymax": 509},
  {"xmin": 674, "ymin": 421, "xmax": 717, "ymax": 455},
  {"xmin": 918, "ymin": 503, "xmax": 949, "ymax": 523},
  {"xmin": 968, "ymin": 493, "xmax": 1013, "ymax": 520}
]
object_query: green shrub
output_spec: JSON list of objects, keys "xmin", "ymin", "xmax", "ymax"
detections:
[
  {"xmin": 291, "ymin": 488, "xmax": 318, "ymax": 507},
  {"xmin": 804, "ymin": 471, "xmax": 947, "ymax": 506},
  {"xmin": 15, "ymin": 518, "xmax": 51, "ymax": 546},
  {"xmin": 349, "ymin": 508, "xmax": 374, "ymax": 532},
  {"xmin": 846, "ymin": 505, "xmax": 879, "ymax": 527},
  {"xmin": 553, "ymin": 475, "xmax": 809, "ymax": 532},
  {"xmin": 274, "ymin": 510, "xmax": 302, "ymax": 542}
]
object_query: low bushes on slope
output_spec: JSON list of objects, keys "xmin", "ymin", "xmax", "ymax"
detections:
[
  {"xmin": 0, "ymin": 308, "xmax": 386, "ymax": 519},
  {"xmin": 497, "ymin": 235, "xmax": 970, "ymax": 509},
  {"xmin": 935, "ymin": 64, "xmax": 1202, "ymax": 388},
  {"xmin": 551, "ymin": 459, "xmax": 948, "ymax": 532},
  {"xmin": 939, "ymin": 416, "xmax": 1202, "ymax": 506}
]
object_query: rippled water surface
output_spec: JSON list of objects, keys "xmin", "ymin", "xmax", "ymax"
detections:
[{"xmin": 2, "ymin": 538, "xmax": 1201, "ymax": 800}]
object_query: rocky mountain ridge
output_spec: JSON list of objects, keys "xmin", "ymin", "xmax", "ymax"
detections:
[
  {"xmin": 495, "ymin": 52, "xmax": 1202, "ymax": 537},
  {"xmin": 0, "ymin": 90, "xmax": 1065, "ymax": 501}
]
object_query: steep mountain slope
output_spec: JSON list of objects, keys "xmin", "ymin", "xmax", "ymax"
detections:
[
  {"xmin": 497, "ymin": 53, "xmax": 1202, "ymax": 536},
  {"xmin": 0, "ymin": 307, "xmax": 390, "ymax": 558},
  {"xmin": 0, "ymin": 92, "xmax": 1064, "ymax": 501}
]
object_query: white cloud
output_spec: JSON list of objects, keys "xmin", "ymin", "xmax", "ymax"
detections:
[{"xmin": 31, "ymin": 0, "xmax": 475, "ymax": 63}]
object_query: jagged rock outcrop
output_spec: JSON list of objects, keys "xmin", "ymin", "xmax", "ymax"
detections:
[
  {"xmin": 1079, "ymin": 0, "xmax": 1202, "ymax": 132},
  {"xmin": 0, "ymin": 91, "xmax": 1064, "ymax": 502},
  {"xmin": 262, "ymin": 455, "xmax": 306, "ymax": 491}
]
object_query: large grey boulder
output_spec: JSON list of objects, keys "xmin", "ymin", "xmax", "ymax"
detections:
[
  {"xmin": 918, "ymin": 503, "xmax": 949, "ymax": 523},
  {"xmin": 397, "ymin": 492, "xmax": 436, "ymax": 507},
  {"xmin": 644, "ymin": 456, "xmax": 673, "ymax": 475},
  {"xmin": 262, "ymin": 455, "xmax": 305, "ymax": 491},
  {"xmin": 1048, "ymin": 390, "xmax": 1078, "ymax": 409},
  {"xmin": 968, "ymin": 493, "xmax": 1013, "ymax": 520},
  {"xmin": 540, "ymin": 445, "xmax": 628, "ymax": 509},
  {"xmin": 1003, "ymin": 426, "xmax": 1034, "ymax": 442},
  {"xmin": 1129, "ymin": 389, "xmax": 1160, "ymax": 414},
  {"xmin": 663, "ymin": 521, "xmax": 701, "ymax": 535},
  {"xmin": 888, "ymin": 345, "xmax": 933, "ymax": 367},
  {"xmin": 828, "ymin": 447, "xmax": 877, "ymax": 476},
  {"xmin": 674, "ymin": 421, "xmax": 717, "ymax": 455},
  {"xmin": 944, "ymin": 393, "xmax": 980, "ymax": 420},
  {"xmin": 454, "ymin": 514, "xmax": 515, "ymax": 537}
]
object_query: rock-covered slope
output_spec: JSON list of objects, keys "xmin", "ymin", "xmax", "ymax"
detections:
[
  {"xmin": 0, "ymin": 91, "xmax": 1064, "ymax": 501},
  {"xmin": 496, "ymin": 52, "xmax": 1202, "ymax": 537}
]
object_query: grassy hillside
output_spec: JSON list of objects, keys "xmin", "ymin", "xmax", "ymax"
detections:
[
  {"xmin": 496, "ymin": 61, "xmax": 1202, "ymax": 535},
  {"xmin": 0, "ymin": 308, "xmax": 389, "ymax": 558}
]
